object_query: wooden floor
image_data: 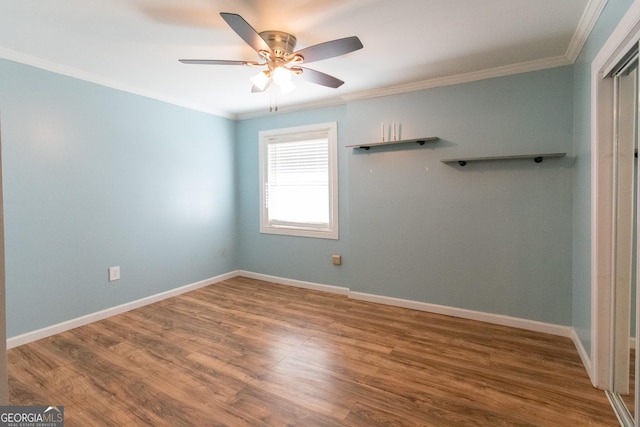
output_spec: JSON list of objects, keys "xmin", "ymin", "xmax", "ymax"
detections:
[{"xmin": 9, "ymin": 277, "xmax": 619, "ymax": 426}]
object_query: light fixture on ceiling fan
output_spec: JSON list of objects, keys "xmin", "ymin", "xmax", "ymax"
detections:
[{"xmin": 179, "ymin": 12, "xmax": 363, "ymax": 95}]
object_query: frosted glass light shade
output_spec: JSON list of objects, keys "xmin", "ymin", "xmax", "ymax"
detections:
[{"xmin": 250, "ymin": 71, "xmax": 271, "ymax": 91}]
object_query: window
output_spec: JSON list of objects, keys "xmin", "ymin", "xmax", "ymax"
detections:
[{"xmin": 259, "ymin": 122, "xmax": 338, "ymax": 239}]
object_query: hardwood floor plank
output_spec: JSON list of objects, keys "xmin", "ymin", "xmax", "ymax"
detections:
[
  {"xmin": 229, "ymin": 385, "xmax": 343, "ymax": 427},
  {"xmin": 8, "ymin": 277, "xmax": 619, "ymax": 426}
]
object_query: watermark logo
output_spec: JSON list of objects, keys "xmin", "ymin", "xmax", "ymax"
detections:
[{"xmin": 0, "ymin": 406, "xmax": 64, "ymax": 427}]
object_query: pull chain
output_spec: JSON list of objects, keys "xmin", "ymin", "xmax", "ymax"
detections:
[{"xmin": 268, "ymin": 88, "xmax": 279, "ymax": 112}]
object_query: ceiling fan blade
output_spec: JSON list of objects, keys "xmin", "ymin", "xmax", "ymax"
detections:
[
  {"xmin": 179, "ymin": 59, "xmax": 257, "ymax": 66},
  {"xmin": 220, "ymin": 12, "xmax": 271, "ymax": 54},
  {"xmin": 294, "ymin": 36, "xmax": 363, "ymax": 64},
  {"xmin": 298, "ymin": 67, "xmax": 344, "ymax": 88}
]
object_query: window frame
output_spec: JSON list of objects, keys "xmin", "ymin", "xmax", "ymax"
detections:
[{"xmin": 258, "ymin": 122, "xmax": 339, "ymax": 239}]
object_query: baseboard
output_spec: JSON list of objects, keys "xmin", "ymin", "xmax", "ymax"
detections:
[
  {"xmin": 570, "ymin": 327, "xmax": 594, "ymax": 383},
  {"xmin": 246, "ymin": 272, "xmax": 591, "ymax": 372},
  {"xmin": 238, "ymin": 270, "xmax": 573, "ymax": 338},
  {"xmin": 348, "ymin": 290, "xmax": 574, "ymax": 338},
  {"xmin": 7, "ymin": 270, "xmax": 240, "ymax": 349},
  {"xmin": 237, "ymin": 270, "xmax": 350, "ymax": 295},
  {"xmin": 7, "ymin": 269, "xmax": 579, "ymax": 359}
]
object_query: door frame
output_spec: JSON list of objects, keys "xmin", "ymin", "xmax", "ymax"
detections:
[
  {"xmin": 0, "ymin": 115, "xmax": 6, "ymax": 404},
  {"xmin": 591, "ymin": 1, "xmax": 640, "ymax": 391},
  {"xmin": 611, "ymin": 58, "xmax": 637, "ymax": 396}
]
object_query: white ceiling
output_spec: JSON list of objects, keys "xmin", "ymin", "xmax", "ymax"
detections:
[{"xmin": 0, "ymin": 0, "xmax": 601, "ymax": 119}]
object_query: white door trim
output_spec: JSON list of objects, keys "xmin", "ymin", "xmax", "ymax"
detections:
[{"xmin": 591, "ymin": 0, "xmax": 640, "ymax": 390}]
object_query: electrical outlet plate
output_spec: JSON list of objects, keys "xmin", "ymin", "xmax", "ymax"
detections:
[{"xmin": 108, "ymin": 266, "xmax": 120, "ymax": 282}]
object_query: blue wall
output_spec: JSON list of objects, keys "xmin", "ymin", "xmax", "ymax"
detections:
[
  {"xmin": 238, "ymin": 67, "xmax": 575, "ymax": 325},
  {"xmin": 236, "ymin": 106, "xmax": 351, "ymax": 286},
  {"xmin": 346, "ymin": 69, "xmax": 573, "ymax": 324},
  {"xmin": 571, "ymin": 0, "xmax": 635, "ymax": 356},
  {"xmin": 2, "ymin": 0, "xmax": 636, "ymax": 340},
  {"xmin": 0, "ymin": 59, "xmax": 237, "ymax": 337}
]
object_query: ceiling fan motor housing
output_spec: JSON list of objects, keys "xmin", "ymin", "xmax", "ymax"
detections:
[{"xmin": 260, "ymin": 31, "xmax": 297, "ymax": 58}]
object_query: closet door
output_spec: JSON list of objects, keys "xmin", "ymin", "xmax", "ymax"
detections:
[
  {"xmin": 611, "ymin": 51, "xmax": 639, "ymax": 425},
  {"xmin": 0, "ymin": 116, "xmax": 7, "ymax": 404}
]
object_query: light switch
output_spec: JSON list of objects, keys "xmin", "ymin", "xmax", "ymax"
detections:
[{"xmin": 108, "ymin": 266, "xmax": 120, "ymax": 282}]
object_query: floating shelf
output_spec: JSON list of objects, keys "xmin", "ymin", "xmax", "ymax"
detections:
[
  {"xmin": 347, "ymin": 137, "xmax": 439, "ymax": 150},
  {"xmin": 441, "ymin": 152, "xmax": 567, "ymax": 167}
]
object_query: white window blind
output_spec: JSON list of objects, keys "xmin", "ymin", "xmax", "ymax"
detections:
[
  {"xmin": 266, "ymin": 136, "xmax": 329, "ymax": 227},
  {"xmin": 259, "ymin": 122, "xmax": 338, "ymax": 239}
]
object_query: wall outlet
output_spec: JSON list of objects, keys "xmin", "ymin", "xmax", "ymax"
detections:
[
  {"xmin": 108, "ymin": 266, "xmax": 120, "ymax": 282},
  {"xmin": 332, "ymin": 255, "xmax": 342, "ymax": 266}
]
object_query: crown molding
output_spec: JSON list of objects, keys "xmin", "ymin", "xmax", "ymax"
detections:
[
  {"xmin": 340, "ymin": 55, "xmax": 572, "ymax": 103},
  {"xmin": 0, "ymin": 47, "xmax": 235, "ymax": 120},
  {"xmin": 0, "ymin": 47, "xmax": 582, "ymax": 121},
  {"xmin": 565, "ymin": 0, "xmax": 609, "ymax": 62},
  {"xmin": 239, "ymin": 54, "xmax": 574, "ymax": 118}
]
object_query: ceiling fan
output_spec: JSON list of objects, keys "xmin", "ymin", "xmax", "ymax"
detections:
[{"xmin": 179, "ymin": 12, "xmax": 363, "ymax": 94}]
